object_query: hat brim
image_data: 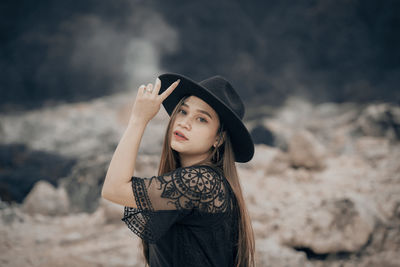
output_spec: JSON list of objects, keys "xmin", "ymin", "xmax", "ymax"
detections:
[{"xmin": 158, "ymin": 73, "xmax": 254, "ymax": 163}]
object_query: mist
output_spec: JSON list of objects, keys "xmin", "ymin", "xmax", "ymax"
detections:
[{"xmin": 1, "ymin": 0, "xmax": 399, "ymax": 111}]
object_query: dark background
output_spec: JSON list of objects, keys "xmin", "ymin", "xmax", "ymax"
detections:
[{"xmin": 1, "ymin": 0, "xmax": 399, "ymax": 112}]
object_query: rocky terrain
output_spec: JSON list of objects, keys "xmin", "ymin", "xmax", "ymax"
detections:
[{"xmin": 1, "ymin": 91, "xmax": 399, "ymax": 266}]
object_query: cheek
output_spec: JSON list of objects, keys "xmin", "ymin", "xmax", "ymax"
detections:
[{"xmin": 195, "ymin": 127, "xmax": 218, "ymax": 144}]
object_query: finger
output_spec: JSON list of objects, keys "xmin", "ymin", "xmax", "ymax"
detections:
[
  {"xmin": 144, "ymin": 83, "xmax": 152, "ymax": 96},
  {"xmin": 160, "ymin": 79, "xmax": 180, "ymax": 101},
  {"xmin": 153, "ymin": 77, "xmax": 161, "ymax": 95},
  {"xmin": 138, "ymin": 84, "xmax": 146, "ymax": 95}
]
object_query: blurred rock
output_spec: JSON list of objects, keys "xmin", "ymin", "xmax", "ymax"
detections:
[
  {"xmin": 0, "ymin": 91, "xmax": 169, "ymax": 159},
  {"xmin": 355, "ymin": 136, "xmax": 390, "ymax": 163},
  {"xmin": 256, "ymin": 238, "xmax": 312, "ymax": 267},
  {"xmin": 58, "ymin": 155, "xmax": 109, "ymax": 213},
  {"xmin": 275, "ymin": 97, "xmax": 314, "ymax": 128},
  {"xmin": 262, "ymin": 97, "xmax": 315, "ymax": 152},
  {"xmin": 98, "ymin": 198, "xmax": 124, "ymax": 224},
  {"xmin": 359, "ymin": 251, "xmax": 400, "ymax": 267},
  {"xmin": 262, "ymin": 119, "xmax": 289, "ymax": 151},
  {"xmin": 22, "ymin": 180, "xmax": 70, "ymax": 216},
  {"xmin": 0, "ymin": 201, "xmax": 142, "ymax": 267},
  {"xmin": 250, "ymin": 124, "xmax": 275, "ymax": 146},
  {"xmin": 356, "ymin": 103, "xmax": 400, "ymax": 141},
  {"xmin": 288, "ymin": 129, "xmax": 326, "ymax": 170},
  {"xmin": 0, "ymin": 143, "xmax": 76, "ymax": 204},
  {"xmin": 281, "ymin": 197, "xmax": 375, "ymax": 254},
  {"xmin": 0, "ymin": 201, "xmax": 28, "ymax": 225},
  {"xmin": 0, "ymin": 92, "xmax": 168, "ymax": 211},
  {"xmin": 1, "ymin": 95, "xmax": 400, "ymax": 266},
  {"xmin": 249, "ymin": 144, "xmax": 289, "ymax": 175},
  {"xmin": 58, "ymin": 153, "xmax": 159, "ymax": 213}
]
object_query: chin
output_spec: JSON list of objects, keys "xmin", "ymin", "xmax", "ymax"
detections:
[{"xmin": 170, "ymin": 140, "xmax": 182, "ymax": 151}]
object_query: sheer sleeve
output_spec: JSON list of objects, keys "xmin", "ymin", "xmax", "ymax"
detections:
[{"xmin": 121, "ymin": 165, "xmax": 229, "ymax": 243}]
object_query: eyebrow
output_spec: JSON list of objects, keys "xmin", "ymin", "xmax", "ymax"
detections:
[{"xmin": 181, "ymin": 103, "xmax": 213, "ymax": 119}]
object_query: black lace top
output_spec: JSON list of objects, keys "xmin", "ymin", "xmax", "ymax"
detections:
[{"xmin": 121, "ymin": 164, "xmax": 239, "ymax": 267}]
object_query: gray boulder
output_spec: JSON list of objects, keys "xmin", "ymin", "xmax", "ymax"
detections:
[
  {"xmin": 22, "ymin": 180, "xmax": 70, "ymax": 216},
  {"xmin": 356, "ymin": 103, "xmax": 400, "ymax": 141},
  {"xmin": 288, "ymin": 129, "xmax": 326, "ymax": 170},
  {"xmin": 281, "ymin": 197, "xmax": 376, "ymax": 254}
]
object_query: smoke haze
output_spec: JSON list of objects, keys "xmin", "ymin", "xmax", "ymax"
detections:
[{"xmin": 1, "ymin": 0, "xmax": 399, "ymax": 111}]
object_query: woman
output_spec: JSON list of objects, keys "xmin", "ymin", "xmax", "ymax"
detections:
[{"xmin": 102, "ymin": 73, "xmax": 255, "ymax": 267}]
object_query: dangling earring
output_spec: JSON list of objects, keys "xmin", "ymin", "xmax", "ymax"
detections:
[
  {"xmin": 213, "ymin": 144, "xmax": 220, "ymax": 162},
  {"xmin": 213, "ymin": 124, "xmax": 224, "ymax": 162}
]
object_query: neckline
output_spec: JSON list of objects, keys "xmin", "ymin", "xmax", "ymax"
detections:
[{"xmin": 194, "ymin": 164, "xmax": 224, "ymax": 176}]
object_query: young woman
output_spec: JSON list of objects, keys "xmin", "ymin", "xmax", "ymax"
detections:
[{"xmin": 102, "ymin": 73, "xmax": 255, "ymax": 267}]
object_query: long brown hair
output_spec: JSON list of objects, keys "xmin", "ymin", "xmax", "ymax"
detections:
[{"xmin": 141, "ymin": 95, "xmax": 255, "ymax": 267}]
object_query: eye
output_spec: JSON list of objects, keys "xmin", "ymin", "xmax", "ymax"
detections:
[{"xmin": 178, "ymin": 109, "xmax": 207, "ymax": 123}]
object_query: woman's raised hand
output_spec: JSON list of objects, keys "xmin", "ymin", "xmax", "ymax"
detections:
[{"xmin": 130, "ymin": 77, "xmax": 180, "ymax": 124}]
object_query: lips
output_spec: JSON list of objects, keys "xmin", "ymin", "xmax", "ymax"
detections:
[{"xmin": 173, "ymin": 130, "xmax": 188, "ymax": 140}]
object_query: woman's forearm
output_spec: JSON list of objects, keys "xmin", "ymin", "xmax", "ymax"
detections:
[
  {"xmin": 101, "ymin": 116, "xmax": 148, "ymax": 198},
  {"xmin": 101, "ymin": 78, "xmax": 178, "ymax": 205}
]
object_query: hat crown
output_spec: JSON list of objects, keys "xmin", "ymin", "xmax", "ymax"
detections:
[{"xmin": 199, "ymin": 76, "xmax": 245, "ymax": 119}]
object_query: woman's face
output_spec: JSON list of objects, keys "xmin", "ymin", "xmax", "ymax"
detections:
[{"xmin": 170, "ymin": 95, "xmax": 221, "ymax": 167}]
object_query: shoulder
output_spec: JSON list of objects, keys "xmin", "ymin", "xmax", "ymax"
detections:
[
  {"xmin": 183, "ymin": 164, "xmax": 222, "ymax": 176},
  {"xmin": 160, "ymin": 165, "xmax": 231, "ymax": 204},
  {"xmin": 157, "ymin": 165, "xmax": 220, "ymax": 183},
  {"xmin": 163, "ymin": 164, "xmax": 223, "ymax": 179},
  {"xmin": 179, "ymin": 164, "xmax": 232, "ymax": 213},
  {"xmin": 175, "ymin": 164, "xmax": 225, "ymax": 185}
]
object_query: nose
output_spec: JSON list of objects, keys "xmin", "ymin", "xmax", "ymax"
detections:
[{"xmin": 177, "ymin": 116, "xmax": 192, "ymax": 130}]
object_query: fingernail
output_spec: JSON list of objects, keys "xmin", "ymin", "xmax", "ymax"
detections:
[
  {"xmin": 176, "ymin": 79, "xmax": 181, "ymax": 83},
  {"xmin": 156, "ymin": 77, "xmax": 161, "ymax": 84}
]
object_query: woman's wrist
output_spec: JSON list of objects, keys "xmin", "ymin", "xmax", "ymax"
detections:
[{"xmin": 128, "ymin": 115, "xmax": 149, "ymax": 127}]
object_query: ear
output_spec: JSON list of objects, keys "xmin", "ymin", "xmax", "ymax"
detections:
[{"xmin": 213, "ymin": 131, "xmax": 226, "ymax": 148}]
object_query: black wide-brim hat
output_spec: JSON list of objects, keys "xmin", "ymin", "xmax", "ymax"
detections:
[{"xmin": 158, "ymin": 73, "xmax": 254, "ymax": 163}]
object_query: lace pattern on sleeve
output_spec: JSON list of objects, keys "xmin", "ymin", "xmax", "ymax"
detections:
[
  {"xmin": 122, "ymin": 165, "xmax": 231, "ymax": 242},
  {"xmin": 145, "ymin": 165, "xmax": 229, "ymax": 213}
]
